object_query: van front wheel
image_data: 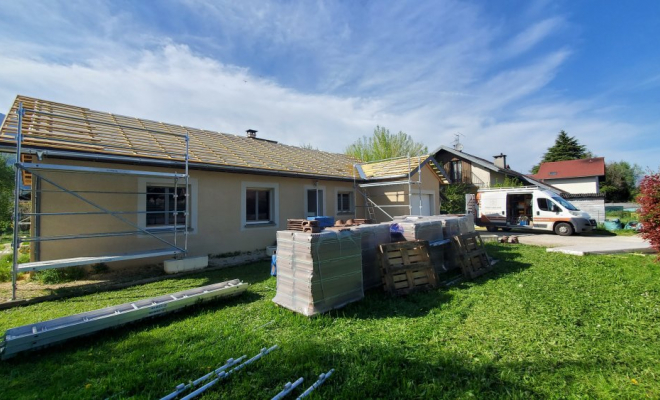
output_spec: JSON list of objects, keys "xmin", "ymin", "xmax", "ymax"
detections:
[
  {"xmin": 486, "ymin": 226, "xmax": 498, "ymax": 232},
  {"xmin": 554, "ymin": 222, "xmax": 574, "ymax": 236}
]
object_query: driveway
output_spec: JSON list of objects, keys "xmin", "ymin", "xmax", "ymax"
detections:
[{"xmin": 480, "ymin": 230, "xmax": 654, "ymax": 255}]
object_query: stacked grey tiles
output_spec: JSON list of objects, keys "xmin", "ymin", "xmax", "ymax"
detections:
[
  {"xmin": 273, "ymin": 230, "xmax": 364, "ymax": 316},
  {"xmin": 392, "ymin": 215, "xmax": 475, "ymax": 274},
  {"xmin": 349, "ymin": 224, "xmax": 391, "ymax": 289}
]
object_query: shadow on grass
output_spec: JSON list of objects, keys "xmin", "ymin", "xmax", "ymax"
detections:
[
  {"xmin": 243, "ymin": 338, "xmax": 554, "ymax": 399},
  {"xmin": 26, "ymin": 260, "xmax": 272, "ymax": 304}
]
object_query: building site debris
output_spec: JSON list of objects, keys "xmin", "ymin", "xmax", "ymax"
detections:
[
  {"xmin": 273, "ymin": 230, "xmax": 363, "ymax": 316},
  {"xmin": 161, "ymin": 357, "xmax": 246, "ymax": 400},
  {"xmin": 296, "ymin": 369, "xmax": 335, "ymax": 399},
  {"xmin": 452, "ymin": 232, "xmax": 493, "ymax": 279},
  {"xmin": 286, "ymin": 219, "xmax": 321, "ymax": 233},
  {"xmin": 170, "ymin": 345, "xmax": 279, "ymax": 400},
  {"xmin": 1, "ymin": 280, "xmax": 248, "ymax": 360},
  {"xmin": 272, "ymin": 377, "xmax": 305, "ymax": 400},
  {"xmin": 378, "ymin": 240, "xmax": 438, "ymax": 295},
  {"xmin": 333, "ymin": 218, "xmax": 372, "ymax": 227}
]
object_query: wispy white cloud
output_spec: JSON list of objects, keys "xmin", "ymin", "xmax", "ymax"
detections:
[{"xmin": 0, "ymin": 0, "xmax": 656, "ymax": 172}]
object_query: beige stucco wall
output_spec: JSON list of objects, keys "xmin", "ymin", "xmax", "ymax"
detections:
[
  {"xmin": 32, "ymin": 157, "xmax": 365, "ymax": 264},
  {"xmin": 365, "ymin": 165, "xmax": 441, "ymax": 220},
  {"xmin": 469, "ymin": 165, "xmax": 492, "ymax": 187},
  {"xmin": 543, "ymin": 177, "xmax": 599, "ymax": 194}
]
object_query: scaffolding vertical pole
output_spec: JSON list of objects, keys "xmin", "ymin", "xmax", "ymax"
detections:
[
  {"xmin": 12, "ymin": 102, "xmax": 24, "ymax": 301},
  {"xmin": 418, "ymin": 154, "xmax": 423, "ymax": 216},
  {"xmin": 407, "ymin": 154, "xmax": 413, "ymax": 215},
  {"xmin": 173, "ymin": 177, "xmax": 178, "ymax": 249},
  {"xmin": 184, "ymin": 132, "xmax": 190, "ymax": 253}
]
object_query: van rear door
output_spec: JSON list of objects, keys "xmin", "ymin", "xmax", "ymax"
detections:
[{"xmin": 479, "ymin": 191, "xmax": 507, "ymax": 225}]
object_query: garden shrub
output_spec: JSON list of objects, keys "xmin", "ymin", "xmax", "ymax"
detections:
[
  {"xmin": 638, "ymin": 172, "xmax": 660, "ymax": 258},
  {"xmin": 0, "ymin": 252, "xmax": 29, "ymax": 282}
]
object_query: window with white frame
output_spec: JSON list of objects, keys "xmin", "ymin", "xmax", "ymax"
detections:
[
  {"xmin": 245, "ymin": 188, "xmax": 273, "ymax": 223},
  {"xmin": 241, "ymin": 182, "xmax": 279, "ymax": 228},
  {"xmin": 146, "ymin": 186, "xmax": 187, "ymax": 227},
  {"xmin": 337, "ymin": 191, "xmax": 353, "ymax": 213}
]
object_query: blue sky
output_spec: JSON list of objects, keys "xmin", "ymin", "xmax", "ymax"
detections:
[{"xmin": 0, "ymin": 0, "xmax": 658, "ymax": 172}]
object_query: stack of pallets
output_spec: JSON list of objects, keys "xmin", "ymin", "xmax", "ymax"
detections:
[
  {"xmin": 452, "ymin": 232, "xmax": 492, "ymax": 279},
  {"xmin": 378, "ymin": 240, "xmax": 438, "ymax": 295},
  {"xmin": 286, "ymin": 219, "xmax": 321, "ymax": 233}
]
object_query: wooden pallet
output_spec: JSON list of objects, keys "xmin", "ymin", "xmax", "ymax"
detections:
[
  {"xmin": 378, "ymin": 240, "xmax": 437, "ymax": 295},
  {"xmin": 286, "ymin": 219, "xmax": 321, "ymax": 233},
  {"xmin": 452, "ymin": 232, "xmax": 492, "ymax": 279}
]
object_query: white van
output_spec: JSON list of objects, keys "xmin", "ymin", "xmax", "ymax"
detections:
[{"xmin": 466, "ymin": 187, "xmax": 596, "ymax": 236}]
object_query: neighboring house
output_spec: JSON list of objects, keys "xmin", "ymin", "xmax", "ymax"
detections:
[
  {"xmin": 529, "ymin": 158, "xmax": 606, "ymax": 222},
  {"xmin": 432, "ymin": 145, "xmax": 556, "ymax": 191},
  {"xmin": 529, "ymin": 158, "xmax": 605, "ymax": 194},
  {"xmin": 0, "ymin": 95, "xmax": 448, "ymax": 268}
]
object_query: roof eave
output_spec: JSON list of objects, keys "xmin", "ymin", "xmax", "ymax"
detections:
[{"xmin": 0, "ymin": 145, "xmax": 358, "ymax": 182}]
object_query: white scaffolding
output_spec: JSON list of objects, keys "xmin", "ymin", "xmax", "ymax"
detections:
[
  {"xmin": 9, "ymin": 102, "xmax": 191, "ymax": 300},
  {"xmin": 353, "ymin": 154, "xmax": 425, "ymax": 222}
]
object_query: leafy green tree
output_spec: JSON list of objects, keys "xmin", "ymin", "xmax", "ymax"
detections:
[
  {"xmin": 0, "ymin": 154, "xmax": 14, "ymax": 233},
  {"xmin": 531, "ymin": 130, "xmax": 591, "ymax": 174},
  {"xmin": 600, "ymin": 161, "xmax": 643, "ymax": 202},
  {"xmin": 440, "ymin": 183, "xmax": 473, "ymax": 214},
  {"xmin": 345, "ymin": 125, "xmax": 428, "ymax": 162},
  {"xmin": 492, "ymin": 176, "xmax": 524, "ymax": 188}
]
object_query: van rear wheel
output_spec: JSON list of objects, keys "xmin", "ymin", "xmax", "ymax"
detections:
[
  {"xmin": 486, "ymin": 226, "xmax": 498, "ymax": 232},
  {"xmin": 554, "ymin": 222, "xmax": 574, "ymax": 236}
]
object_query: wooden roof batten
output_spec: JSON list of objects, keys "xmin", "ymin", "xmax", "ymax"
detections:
[{"xmin": 0, "ymin": 95, "xmax": 449, "ymax": 182}]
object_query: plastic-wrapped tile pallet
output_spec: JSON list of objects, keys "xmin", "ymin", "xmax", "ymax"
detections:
[
  {"xmin": 390, "ymin": 218, "xmax": 446, "ymax": 276},
  {"xmin": 273, "ymin": 230, "xmax": 364, "ymax": 316},
  {"xmin": 392, "ymin": 215, "xmax": 476, "ymax": 274},
  {"xmin": 349, "ymin": 224, "xmax": 391, "ymax": 290}
]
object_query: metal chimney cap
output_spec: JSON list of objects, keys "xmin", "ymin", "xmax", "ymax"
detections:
[{"xmin": 246, "ymin": 129, "xmax": 257, "ymax": 138}]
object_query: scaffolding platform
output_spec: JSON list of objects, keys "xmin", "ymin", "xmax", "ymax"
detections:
[{"xmin": 17, "ymin": 248, "xmax": 183, "ymax": 272}]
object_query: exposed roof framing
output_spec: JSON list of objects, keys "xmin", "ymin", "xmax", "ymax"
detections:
[
  {"xmin": 359, "ymin": 155, "xmax": 450, "ymax": 183},
  {"xmin": 0, "ymin": 95, "xmax": 360, "ymax": 180}
]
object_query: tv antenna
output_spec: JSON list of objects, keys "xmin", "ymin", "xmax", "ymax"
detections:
[{"xmin": 453, "ymin": 133, "xmax": 465, "ymax": 151}]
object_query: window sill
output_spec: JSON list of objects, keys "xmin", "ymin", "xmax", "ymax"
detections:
[
  {"xmin": 244, "ymin": 221, "xmax": 276, "ymax": 228},
  {"xmin": 336, "ymin": 212, "xmax": 354, "ymax": 216},
  {"xmin": 144, "ymin": 226, "xmax": 192, "ymax": 233}
]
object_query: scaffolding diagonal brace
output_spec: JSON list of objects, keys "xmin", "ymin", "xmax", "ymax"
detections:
[{"xmin": 26, "ymin": 169, "xmax": 186, "ymax": 253}]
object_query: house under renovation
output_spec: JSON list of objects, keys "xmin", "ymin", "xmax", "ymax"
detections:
[{"xmin": 0, "ymin": 95, "xmax": 450, "ymax": 297}]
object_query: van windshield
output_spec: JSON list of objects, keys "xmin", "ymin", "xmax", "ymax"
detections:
[{"xmin": 551, "ymin": 196, "xmax": 578, "ymax": 211}]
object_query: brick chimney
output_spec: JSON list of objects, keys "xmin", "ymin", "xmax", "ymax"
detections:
[{"xmin": 493, "ymin": 153, "xmax": 507, "ymax": 169}]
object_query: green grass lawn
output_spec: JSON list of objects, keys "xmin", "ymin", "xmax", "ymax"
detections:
[{"xmin": 0, "ymin": 244, "xmax": 658, "ymax": 399}]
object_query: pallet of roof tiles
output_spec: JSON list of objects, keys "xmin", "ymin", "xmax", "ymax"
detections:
[
  {"xmin": 451, "ymin": 232, "xmax": 492, "ymax": 280},
  {"xmin": 273, "ymin": 229, "xmax": 363, "ymax": 316},
  {"xmin": 286, "ymin": 219, "xmax": 321, "ymax": 233},
  {"xmin": 349, "ymin": 223, "xmax": 390, "ymax": 290},
  {"xmin": 378, "ymin": 240, "xmax": 437, "ymax": 296},
  {"xmin": 390, "ymin": 218, "xmax": 447, "ymax": 276}
]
